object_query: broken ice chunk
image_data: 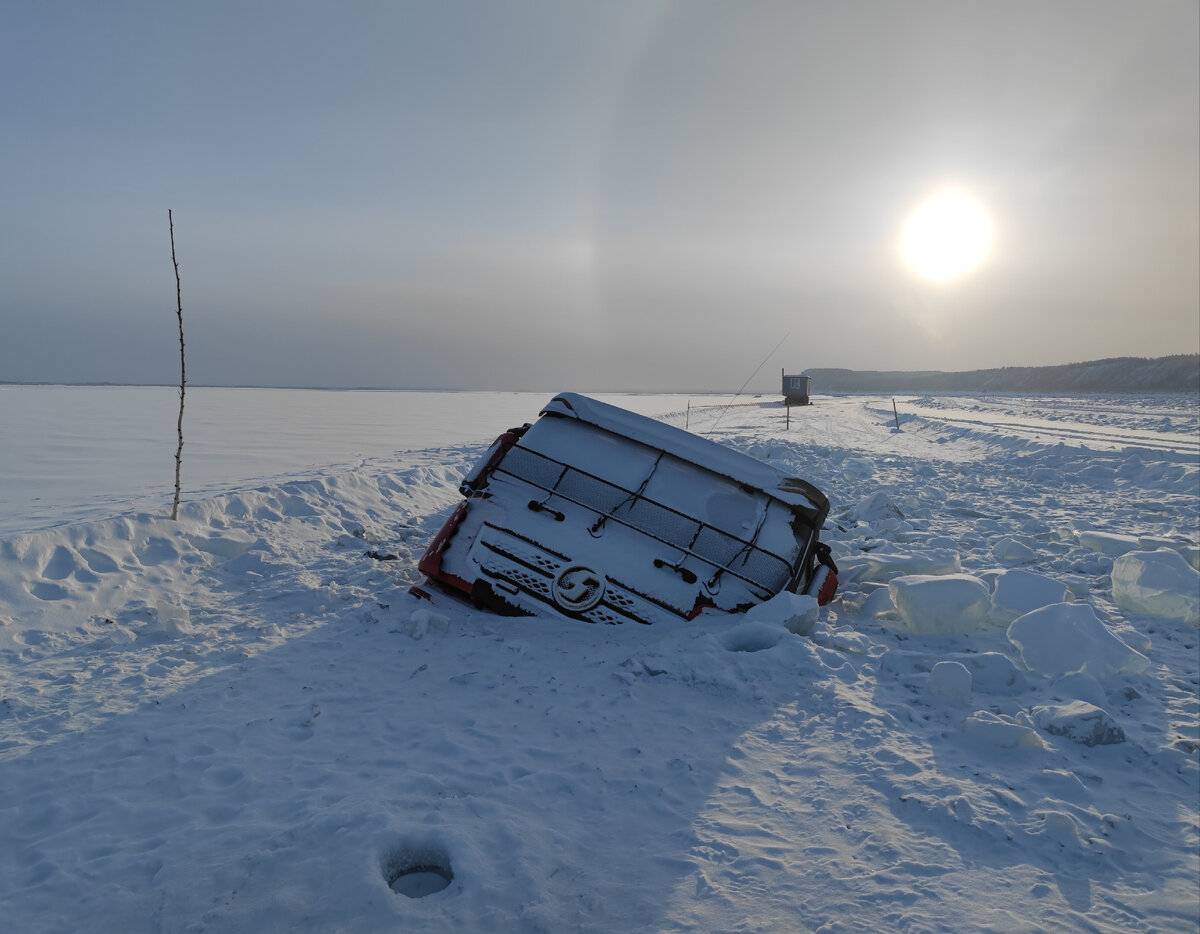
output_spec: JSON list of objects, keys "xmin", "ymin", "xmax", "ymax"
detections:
[
  {"xmin": 1007, "ymin": 603, "xmax": 1150, "ymax": 679},
  {"xmin": 1032, "ymin": 701, "xmax": 1126, "ymax": 746},
  {"xmin": 1111, "ymin": 549, "xmax": 1200, "ymax": 625},
  {"xmin": 889, "ymin": 574, "xmax": 992, "ymax": 635},
  {"xmin": 1077, "ymin": 530, "xmax": 1141, "ymax": 557},
  {"xmin": 928, "ymin": 660, "xmax": 972, "ymax": 704},
  {"xmin": 991, "ymin": 537, "xmax": 1038, "ymax": 565},
  {"xmin": 989, "ymin": 568, "xmax": 1071, "ymax": 625},
  {"xmin": 743, "ymin": 591, "xmax": 820, "ymax": 636},
  {"xmin": 839, "ymin": 550, "xmax": 961, "ymax": 584}
]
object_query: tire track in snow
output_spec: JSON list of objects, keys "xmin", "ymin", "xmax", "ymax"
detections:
[{"xmin": 894, "ymin": 404, "xmax": 1200, "ymax": 455}]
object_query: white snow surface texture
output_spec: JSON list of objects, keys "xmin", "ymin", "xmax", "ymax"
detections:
[{"xmin": 1, "ymin": 391, "xmax": 1198, "ymax": 933}]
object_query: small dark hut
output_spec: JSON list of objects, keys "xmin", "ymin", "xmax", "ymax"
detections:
[{"xmin": 782, "ymin": 372, "xmax": 811, "ymax": 406}]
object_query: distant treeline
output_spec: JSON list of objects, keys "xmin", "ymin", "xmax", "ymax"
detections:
[{"xmin": 803, "ymin": 355, "xmax": 1199, "ymax": 394}]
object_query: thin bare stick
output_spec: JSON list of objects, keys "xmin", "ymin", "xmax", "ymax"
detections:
[{"xmin": 169, "ymin": 210, "xmax": 185, "ymax": 520}]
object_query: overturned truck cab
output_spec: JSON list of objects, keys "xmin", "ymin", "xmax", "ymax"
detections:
[{"xmin": 415, "ymin": 393, "xmax": 837, "ymax": 625}]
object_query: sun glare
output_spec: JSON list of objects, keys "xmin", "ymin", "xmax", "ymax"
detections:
[{"xmin": 900, "ymin": 189, "xmax": 994, "ymax": 282}]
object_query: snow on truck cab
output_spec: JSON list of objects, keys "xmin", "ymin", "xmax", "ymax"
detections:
[{"xmin": 414, "ymin": 393, "xmax": 838, "ymax": 625}]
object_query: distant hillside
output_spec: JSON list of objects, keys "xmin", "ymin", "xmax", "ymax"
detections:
[{"xmin": 803, "ymin": 355, "xmax": 1199, "ymax": 394}]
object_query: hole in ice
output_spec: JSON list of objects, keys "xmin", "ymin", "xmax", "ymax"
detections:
[
  {"xmin": 383, "ymin": 843, "xmax": 453, "ymax": 898},
  {"xmin": 389, "ymin": 865, "xmax": 453, "ymax": 898}
]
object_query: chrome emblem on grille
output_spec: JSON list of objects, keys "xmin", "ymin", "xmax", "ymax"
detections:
[{"xmin": 552, "ymin": 565, "xmax": 605, "ymax": 612}]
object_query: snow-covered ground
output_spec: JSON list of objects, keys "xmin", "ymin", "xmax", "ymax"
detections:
[{"xmin": 1, "ymin": 389, "xmax": 1197, "ymax": 933}]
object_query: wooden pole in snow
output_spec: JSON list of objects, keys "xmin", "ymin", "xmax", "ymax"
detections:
[
  {"xmin": 169, "ymin": 210, "xmax": 186, "ymax": 520},
  {"xmin": 892, "ymin": 398, "xmax": 899, "ymax": 430}
]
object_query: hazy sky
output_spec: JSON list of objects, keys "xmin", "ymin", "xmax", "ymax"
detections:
[{"xmin": 3, "ymin": 1, "xmax": 1197, "ymax": 391}]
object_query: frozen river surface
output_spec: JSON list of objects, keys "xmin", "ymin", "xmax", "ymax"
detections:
[{"xmin": 0, "ymin": 386, "xmax": 708, "ymax": 535}]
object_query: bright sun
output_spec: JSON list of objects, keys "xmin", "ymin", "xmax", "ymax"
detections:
[{"xmin": 900, "ymin": 189, "xmax": 995, "ymax": 282}]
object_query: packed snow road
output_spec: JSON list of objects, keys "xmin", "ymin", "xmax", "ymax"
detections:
[{"xmin": 0, "ymin": 391, "xmax": 1197, "ymax": 933}]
